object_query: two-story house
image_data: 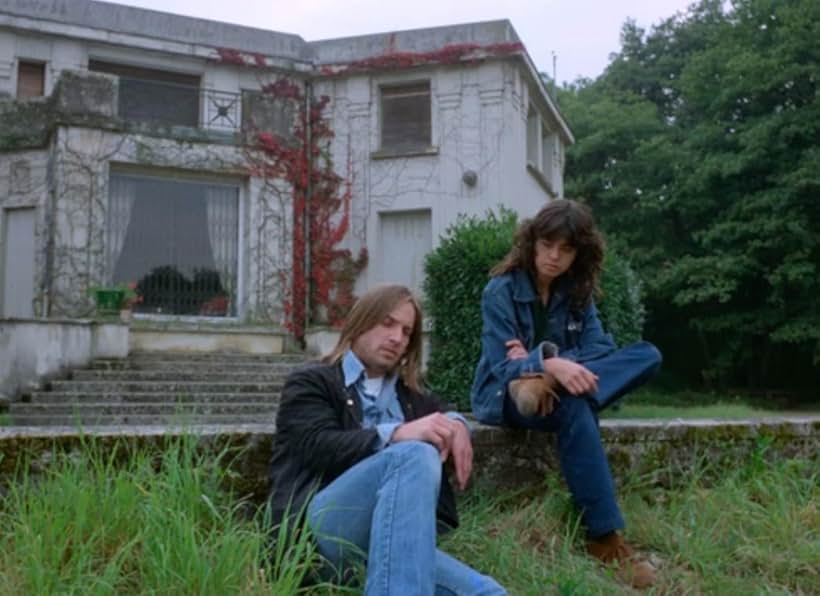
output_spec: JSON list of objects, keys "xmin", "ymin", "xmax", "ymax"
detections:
[{"xmin": 0, "ymin": 0, "xmax": 572, "ymax": 334}]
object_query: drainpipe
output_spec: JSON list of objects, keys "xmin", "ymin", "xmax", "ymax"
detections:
[
  {"xmin": 303, "ymin": 79, "xmax": 312, "ymax": 336},
  {"xmin": 42, "ymin": 131, "xmax": 58, "ymax": 317}
]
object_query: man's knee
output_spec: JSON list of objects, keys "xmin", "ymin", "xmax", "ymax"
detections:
[{"xmin": 387, "ymin": 440, "xmax": 442, "ymax": 480}]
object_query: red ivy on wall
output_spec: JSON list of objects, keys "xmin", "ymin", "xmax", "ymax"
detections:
[{"xmin": 245, "ymin": 79, "xmax": 365, "ymax": 343}]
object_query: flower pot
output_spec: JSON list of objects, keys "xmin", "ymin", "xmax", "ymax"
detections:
[
  {"xmin": 94, "ymin": 289, "xmax": 126, "ymax": 314},
  {"xmin": 119, "ymin": 308, "xmax": 133, "ymax": 323}
]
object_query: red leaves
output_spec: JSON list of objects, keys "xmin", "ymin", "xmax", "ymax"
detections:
[
  {"xmin": 246, "ymin": 78, "xmax": 361, "ymax": 342},
  {"xmin": 320, "ymin": 41, "xmax": 525, "ymax": 76}
]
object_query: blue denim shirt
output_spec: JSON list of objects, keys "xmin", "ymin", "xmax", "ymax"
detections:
[
  {"xmin": 470, "ymin": 269, "xmax": 616, "ymax": 425},
  {"xmin": 343, "ymin": 350, "xmax": 470, "ymax": 446}
]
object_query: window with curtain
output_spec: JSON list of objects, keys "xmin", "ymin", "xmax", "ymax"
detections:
[{"xmin": 107, "ymin": 172, "xmax": 239, "ymax": 317}]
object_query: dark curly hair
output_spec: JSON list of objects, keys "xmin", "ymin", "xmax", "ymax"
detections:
[{"xmin": 490, "ymin": 199, "xmax": 605, "ymax": 310}]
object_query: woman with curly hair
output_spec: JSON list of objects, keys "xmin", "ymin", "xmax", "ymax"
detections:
[{"xmin": 471, "ymin": 199, "xmax": 661, "ymax": 588}]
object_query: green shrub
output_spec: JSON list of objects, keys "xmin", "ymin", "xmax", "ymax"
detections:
[
  {"xmin": 424, "ymin": 208, "xmax": 646, "ymax": 409},
  {"xmin": 598, "ymin": 247, "xmax": 646, "ymax": 345},
  {"xmin": 424, "ymin": 208, "xmax": 518, "ymax": 409}
]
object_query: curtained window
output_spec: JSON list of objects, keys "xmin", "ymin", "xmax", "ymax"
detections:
[{"xmin": 107, "ymin": 172, "xmax": 239, "ymax": 317}]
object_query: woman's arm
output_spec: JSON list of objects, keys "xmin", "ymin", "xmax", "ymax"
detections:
[{"xmin": 479, "ymin": 284, "xmax": 550, "ymax": 385}]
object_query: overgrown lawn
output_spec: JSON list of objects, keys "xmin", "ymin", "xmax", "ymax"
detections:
[{"xmin": 1, "ymin": 440, "xmax": 816, "ymax": 594}]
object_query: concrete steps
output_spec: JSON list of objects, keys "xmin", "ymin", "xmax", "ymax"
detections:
[{"xmin": 7, "ymin": 351, "xmax": 306, "ymax": 426}]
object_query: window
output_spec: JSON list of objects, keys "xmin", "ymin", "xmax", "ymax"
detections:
[
  {"xmin": 89, "ymin": 60, "xmax": 200, "ymax": 127},
  {"xmin": 526, "ymin": 108, "xmax": 539, "ymax": 166},
  {"xmin": 525, "ymin": 103, "xmax": 560, "ymax": 195},
  {"xmin": 17, "ymin": 61, "xmax": 45, "ymax": 98},
  {"xmin": 380, "ymin": 82, "xmax": 431, "ymax": 153},
  {"xmin": 107, "ymin": 172, "xmax": 239, "ymax": 317}
]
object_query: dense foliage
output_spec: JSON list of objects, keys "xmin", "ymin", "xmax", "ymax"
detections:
[
  {"xmin": 558, "ymin": 0, "xmax": 819, "ymax": 394},
  {"xmin": 424, "ymin": 209, "xmax": 646, "ymax": 407}
]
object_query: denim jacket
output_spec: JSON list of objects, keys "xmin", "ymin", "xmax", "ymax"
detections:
[{"xmin": 470, "ymin": 269, "xmax": 616, "ymax": 425}]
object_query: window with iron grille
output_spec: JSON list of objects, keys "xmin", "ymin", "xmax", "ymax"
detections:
[
  {"xmin": 380, "ymin": 82, "xmax": 431, "ymax": 154},
  {"xmin": 107, "ymin": 171, "xmax": 239, "ymax": 317},
  {"xmin": 89, "ymin": 60, "xmax": 200, "ymax": 127},
  {"xmin": 17, "ymin": 61, "xmax": 45, "ymax": 98}
]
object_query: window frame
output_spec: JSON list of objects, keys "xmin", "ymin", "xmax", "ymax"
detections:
[
  {"xmin": 375, "ymin": 80, "xmax": 435, "ymax": 158},
  {"xmin": 16, "ymin": 60, "xmax": 46, "ymax": 99}
]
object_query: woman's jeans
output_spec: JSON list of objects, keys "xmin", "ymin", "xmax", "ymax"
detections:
[
  {"xmin": 307, "ymin": 440, "xmax": 507, "ymax": 596},
  {"xmin": 503, "ymin": 341, "xmax": 661, "ymax": 537}
]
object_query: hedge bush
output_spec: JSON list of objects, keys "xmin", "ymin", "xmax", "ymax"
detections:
[{"xmin": 424, "ymin": 208, "xmax": 646, "ymax": 409}]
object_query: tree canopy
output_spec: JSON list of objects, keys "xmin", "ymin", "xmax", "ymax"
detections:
[{"xmin": 558, "ymin": 0, "xmax": 819, "ymax": 393}]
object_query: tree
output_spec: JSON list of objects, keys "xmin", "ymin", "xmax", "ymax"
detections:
[{"xmin": 559, "ymin": 0, "xmax": 819, "ymax": 394}]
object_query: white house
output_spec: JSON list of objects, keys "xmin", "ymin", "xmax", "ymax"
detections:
[{"xmin": 0, "ymin": 0, "xmax": 572, "ymax": 334}]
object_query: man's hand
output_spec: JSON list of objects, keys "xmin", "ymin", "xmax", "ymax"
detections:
[
  {"xmin": 391, "ymin": 412, "xmax": 473, "ymax": 490},
  {"xmin": 446, "ymin": 418, "xmax": 473, "ymax": 491},
  {"xmin": 544, "ymin": 357, "xmax": 599, "ymax": 396},
  {"xmin": 391, "ymin": 412, "xmax": 456, "ymax": 457}
]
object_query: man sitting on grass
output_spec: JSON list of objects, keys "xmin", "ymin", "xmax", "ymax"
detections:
[{"xmin": 268, "ymin": 283, "xmax": 507, "ymax": 595}]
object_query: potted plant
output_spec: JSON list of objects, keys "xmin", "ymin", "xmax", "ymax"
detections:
[{"xmin": 90, "ymin": 282, "xmax": 142, "ymax": 322}]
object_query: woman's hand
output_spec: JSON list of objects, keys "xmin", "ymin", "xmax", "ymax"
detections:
[
  {"xmin": 544, "ymin": 357, "xmax": 599, "ymax": 396},
  {"xmin": 505, "ymin": 339, "xmax": 528, "ymax": 360}
]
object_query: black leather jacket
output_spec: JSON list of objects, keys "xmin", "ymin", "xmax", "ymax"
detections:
[{"xmin": 267, "ymin": 361, "xmax": 459, "ymax": 532}]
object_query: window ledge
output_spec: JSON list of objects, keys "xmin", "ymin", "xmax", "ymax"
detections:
[
  {"xmin": 371, "ymin": 146, "xmax": 439, "ymax": 160},
  {"xmin": 526, "ymin": 162, "xmax": 557, "ymax": 197}
]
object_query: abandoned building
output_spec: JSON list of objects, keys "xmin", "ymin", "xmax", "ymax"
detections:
[{"xmin": 0, "ymin": 0, "xmax": 572, "ymax": 331}]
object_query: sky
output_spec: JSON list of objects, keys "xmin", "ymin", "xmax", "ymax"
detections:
[{"xmin": 102, "ymin": 0, "xmax": 696, "ymax": 84}]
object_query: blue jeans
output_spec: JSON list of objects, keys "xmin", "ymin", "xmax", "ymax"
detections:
[
  {"xmin": 503, "ymin": 341, "xmax": 661, "ymax": 537},
  {"xmin": 307, "ymin": 440, "xmax": 507, "ymax": 596}
]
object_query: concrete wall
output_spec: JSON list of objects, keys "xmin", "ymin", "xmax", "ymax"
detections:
[
  {"xmin": 1, "ymin": 417, "xmax": 816, "ymax": 504},
  {"xmin": 317, "ymin": 59, "xmax": 561, "ymax": 296},
  {"xmin": 0, "ymin": 318, "xmax": 127, "ymax": 400},
  {"xmin": 0, "ymin": 3, "xmax": 571, "ymax": 323}
]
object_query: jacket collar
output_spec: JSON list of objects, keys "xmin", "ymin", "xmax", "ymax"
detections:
[
  {"xmin": 510, "ymin": 268, "xmax": 570, "ymax": 310},
  {"xmin": 510, "ymin": 268, "xmax": 537, "ymax": 303}
]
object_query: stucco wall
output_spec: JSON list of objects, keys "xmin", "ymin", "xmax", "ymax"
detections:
[
  {"xmin": 317, "ymin": 60, "xmax": 556, "ymax": 294},
  {"xmin": 0, "ymin": 318, "xmax": 127, "ymax": 400}
]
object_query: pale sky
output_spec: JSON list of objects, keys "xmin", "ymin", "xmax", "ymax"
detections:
[{"xmin": 102, "ymin": 0, "xmax": 695, "ymax": 84}]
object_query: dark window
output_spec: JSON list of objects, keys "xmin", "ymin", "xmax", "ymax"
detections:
[
  {"xmin": 380, "ymin": 83, "xmax": 431, "ymax": 153},
  {"xmin": 107, "ymin": 172, "xmax": 239, "ymax": 317},
  {"xmin": 17, "ymin": 61, "xmax": 45, "ymax": 98},
  {"xmin": 89, "ymin": 60, "xmax": 200, "ymax": 127}
]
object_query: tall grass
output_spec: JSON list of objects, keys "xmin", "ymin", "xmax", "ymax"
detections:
[
  {"xmin": 0, "ymin": 438, "xmax": 322, "ymax": 595},
  {"xmin": 442, "ymin": 448, "xmax": 819, "ymax": 595},
  {"xmin": 1, "ymin": 439, "xmax": 816, "ymax": 594}
]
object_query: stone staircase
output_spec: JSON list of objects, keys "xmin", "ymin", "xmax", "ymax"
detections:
[{"xmin": 7, "ymin": 351, "xmax": 308, "ymax": 426}]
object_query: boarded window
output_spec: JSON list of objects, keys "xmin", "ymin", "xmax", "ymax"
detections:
[
  {"xmin": 380, "ymin": 83, "xmax": 431, "ymax": 153},
  {"xmin": 89, "ymin": 60, "xmax": 200, "ymax": 127},
  {"xmin": 17, "ymin": 61, "xmax": 45, "ymax": 98}
]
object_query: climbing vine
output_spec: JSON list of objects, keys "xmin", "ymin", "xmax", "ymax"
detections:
[{"xmin": 244, "ymin": 79, "xmax": 366, "ymax": 343}]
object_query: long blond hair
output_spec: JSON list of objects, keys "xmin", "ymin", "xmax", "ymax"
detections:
[{"xmin": 323, "ymin": 284, "xmax": 424, "ymax": 392}]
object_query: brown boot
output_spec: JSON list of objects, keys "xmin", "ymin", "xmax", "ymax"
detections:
[
  {"xmin": 587, "ymin": 532, "xmax": 657, "ymax": 589},
  {"xmin": 507, "ymin": 373, "xmax": 559, "ymax": 416}
]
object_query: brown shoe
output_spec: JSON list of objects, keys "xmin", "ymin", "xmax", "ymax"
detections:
[
  {"xmin": 508, "ymin": 373, "xmax": 559, "ymax": 416},
  {"xmin": 587, "ymin": 532, "xmax": 657, "ymax": 589}
]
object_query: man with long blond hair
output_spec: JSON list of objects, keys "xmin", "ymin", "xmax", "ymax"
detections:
[{"xmin": 268, "ymin": 284, "xmax": 506, "ymax": 595}]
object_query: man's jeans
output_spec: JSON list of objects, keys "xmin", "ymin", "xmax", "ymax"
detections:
[
  {"xmin": 307, "ymin": 440, "xmax": 507, "ymax": 596},
  {"xmin": 503, "ymin": 341, "xmax": 661, "ymax": 537}
]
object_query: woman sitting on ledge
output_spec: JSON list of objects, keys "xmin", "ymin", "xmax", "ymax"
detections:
[{"xmin": 471, "ymin": 199, "xmax": 662, "ymax": 589}]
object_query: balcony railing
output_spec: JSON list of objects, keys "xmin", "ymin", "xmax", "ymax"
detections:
[{"xmin": 117, "ymin": 76, "xmax": 242, "ymax": 132}]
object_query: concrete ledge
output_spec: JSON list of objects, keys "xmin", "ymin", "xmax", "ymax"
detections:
[
  {"xmin": 0, "ymin": 319, "xmax": 128, "ymax": 400},
  {"xmin": 129, "ymin": 328, "xmax": 286, "ymax": 354},
  {"xmin": 1, "ymin": 417, "xmax": 817, "ymax": 503}
]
